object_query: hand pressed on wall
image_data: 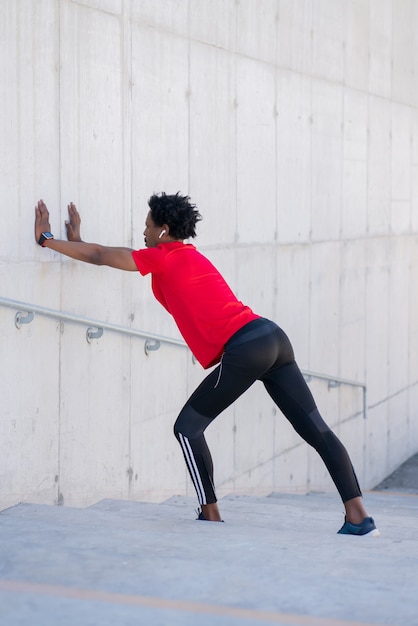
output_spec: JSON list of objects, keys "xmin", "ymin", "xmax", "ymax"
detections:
[
  {"xmin": 35, "ymin": 199, "xmax": 82, "ymax": 244},
  {"xmin": 34, "ymin": 199, "xmax": 52, "ymax": 242},
  {"xmin": 65, "ymin": 202, "xmax": 82, "ymax": 242}
]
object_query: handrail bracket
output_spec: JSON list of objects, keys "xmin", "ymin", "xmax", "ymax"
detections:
[
  {"xmin": 86, "ymin": 327, "xmax": 104, "ymax": 343},
  {"xmin": 15, "ymin": 310, "xmax": 35, "ymax": 329},
  {"xmin": 144, "ymin": 339, "xmax": 161, "ymax": 355}
]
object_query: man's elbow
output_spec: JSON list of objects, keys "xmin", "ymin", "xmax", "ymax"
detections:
[{"xmin": 87, "ymin": 245, "xmax": 106, "ymax": 266}]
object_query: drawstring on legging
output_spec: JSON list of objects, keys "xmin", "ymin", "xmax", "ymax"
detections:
[{"xmin": 214, "ymin": 355, "xmax": 224, "ymax": 388}]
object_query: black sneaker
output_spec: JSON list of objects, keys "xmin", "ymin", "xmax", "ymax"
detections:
[
  {"xmin": 337, "ymin": 516, "xmax": 380, "ymax": 537},
  {"xmin": 196, "ymin": 508, "xmax": 206, "ymax": 521},
  {"xmin": 195, "ymin": 508, "xmax": 224, "ymax": 522}
]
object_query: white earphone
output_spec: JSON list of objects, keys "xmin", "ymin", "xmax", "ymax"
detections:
[{"xmin": 158, "ymin": 230, "xmax": 166, "ymax": 239}]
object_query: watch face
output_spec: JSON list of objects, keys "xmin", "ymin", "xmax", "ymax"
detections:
[{"xmin": 43, "ymin": 232, "xmax": 54, "ymax": 238}]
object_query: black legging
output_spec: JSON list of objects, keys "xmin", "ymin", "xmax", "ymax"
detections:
[{"xmin": 174, "ymin": 318, "xmax": 361, "ymax": 505}]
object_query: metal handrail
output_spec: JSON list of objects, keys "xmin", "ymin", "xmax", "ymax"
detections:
[
  {"xmin": 0, "ymin": 296, "xmax": 186, "ymax": 355},
  {"xmin": 0, "ymin": 296, "xmax": 367, "ymax": 417},
  {"xmin": 302, "ymin": 370, "xmax": 367, "ymax": 420}
]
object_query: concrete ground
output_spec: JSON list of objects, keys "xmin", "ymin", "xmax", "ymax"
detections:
[{"xmin": 0, "ymin": 456, "xmax": 417, "ymax": 626}]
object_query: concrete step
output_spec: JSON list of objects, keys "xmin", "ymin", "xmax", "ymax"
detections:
[{"xmin": 1, "ymin": 490, "xmax": 418, "ymax": 626}]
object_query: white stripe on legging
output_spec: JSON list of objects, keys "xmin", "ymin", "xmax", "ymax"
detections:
[{"xmin": 178, "ymin": 433, "xmax": 207, "ymax": 505}]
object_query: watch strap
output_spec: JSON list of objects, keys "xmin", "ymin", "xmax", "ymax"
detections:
[{"xmin": 38, "ymin": 232, "xmax": 54, "ymax": 246}]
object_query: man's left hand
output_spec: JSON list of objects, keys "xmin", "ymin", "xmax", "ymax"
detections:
[{"xmin": 35, "ymin": 199, "xmax": 52, "ymax": 243}]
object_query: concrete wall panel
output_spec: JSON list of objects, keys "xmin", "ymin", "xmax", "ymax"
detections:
[
  {"xmin": 342, "ymin": 159, "xmax": 367, "ymax": 239},
  {"xmin": 414, "ymin": 3, "xmax": 418, "ymax": 108},
  {"xmin": 0, "ymin": 313, "xmax": 60, "ymax": 510},
  {"xmin": 59, "ymin": 263, "xmax": 129, "ymax": 330},
  {"xmin": 309, "ymin": 242, "xmax": 340, "ymax": 373},
  {"xmin": 413, "ymin": 166, "xmax": 418, "ymax": 232},
  {"xmin": 58, "ymin": 325, "xmax": 132, "ymax": 507},
  {"xmin": 311, "ymin": 80, "xmax": 343, "ymax": 241},
  {"xmin": 341, "ymin": 89, "xmax": 368, "ymax": 238},
  {"xmin": 60, "ymin": 2, "xmax": 127, "ymax": 244},
  {"xmin": 131, "ymin": 0, "xmax": 188, "ymax": 36},
  {"xmin": 412, "ymin": 109, "xmax": 418, "ymax": 231},
  {"xmin": 311, "ymin": 0, "xmax": 344, "ymax": 83},
  {"xmin": 367, "ymin": 96, "xmax": 391, "ymax": 234},
  {"xmin": 388, "ymin": 239, "xmax": 410, "ymax": 396},
  {"xmin": 189, "ymin": 43, "xmax": 236, "ymax": 246},
  {"xmin": 276, "ymin": 70, "xmax": 311, "ymax": 244},
  {"xmin": 413, "ymin": 108, "xmax": 418, "ymax": 164},
  {"xmin": 1, "ymin": 0, "xmax": 60, "ymax": 263},
  {"xmin": 409, "ymin": 250, "xmax": 418, "ymax": 389},
  {"xmin": 365, "ymin": 404, "xmax": 389, "ymax": 487},
  {"xmin": 131, "ymin": 24, "xmax": 189, "ymax": 218},
  {"xmin": 368, "ymin": 0, "xmax": 392, "ymax": 99},
  {"xmin": 132, "ymin": 402, "xmax": 187, "ymax": 502},
  {"xmin": 391, "ymin": 103, "xmax": 412, "ymax": 233},
  {"xmin": 125, "ymin": 339, "xmax": 191, "ymax": 502},
  {"xmin": 277, "ymin": 0, "xmax": 312, "ymax": 74},
  {"xmin": 235, "ymin": 246, "xmax": 277, "ymax": 319},
  {"xmin": 339, "ymin": 384, "xmax": 364, "ymax": 428},
  {"xmin": 338, "ymin": 415, "xmax": 366, "ymax": 485},
  {"xmin": 344, "ymin": 0, "xmax": 369, "ymax": 92},
  {"xmin": 190, "ymin": 0, "xmax": 236, "ymax": 50},
  {"xmin": 236, "ymin": 58, "xmax": 276, "ymax": 243},
  {"xmin": 73, "ymin": 0, "xmax": 123, "ymax": 14},
  {"xmin": 408, "ymin": 386, "xmax": 418, "ymax": 449},
  {"xmin": 232, "ymin": 384, "xmax": 276, "ymax": 495},
  {"xmin": 275, "ymin": 244, "xmax": 311, "ymax": 365},
  {"xmin": 274, "ymin": 442, "xmax": 309, "ymax": 494},
  {"xmin": 388, "ymin": 391, "xmax": 409, "ymax": 468},
  {"xmin": 391, "ymin": 0, "xmax": 414, "ymax": 105},
  {"xmin": 339, "ymin": 240, "xmax": 367, "ymax": 382},
  {"xmin": 365, "ymin": 238, "xmax": 390, "ymax": 406},
  {"xmin": 236, "ymin": 0, "xmax": 278, "ymax": 66}
]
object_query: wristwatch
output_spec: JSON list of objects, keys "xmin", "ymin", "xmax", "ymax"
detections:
[{"xmin": 38, "ymin": 231, "xmax": 54, "ymax": 246}]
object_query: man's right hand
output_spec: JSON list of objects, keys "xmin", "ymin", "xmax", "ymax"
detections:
[{"xmin": 65, "ymin": 202, "xmax": 82, "ymax": 242}]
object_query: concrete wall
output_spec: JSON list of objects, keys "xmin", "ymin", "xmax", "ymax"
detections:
[{"xmin": 1, "ymin": 0, "xmax": 418, "ymax": 510}]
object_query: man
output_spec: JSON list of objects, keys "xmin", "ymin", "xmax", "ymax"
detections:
[{"xmin": 35, "ymin": 194, "xmax": 379, "ymax": 535}]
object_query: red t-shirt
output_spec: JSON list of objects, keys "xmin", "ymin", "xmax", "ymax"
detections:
[{"xmin": 131, "ymin": 242, "xmax": 259, "ymax": 368}]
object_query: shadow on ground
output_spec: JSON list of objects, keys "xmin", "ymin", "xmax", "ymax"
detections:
[{"xmin": 373, "ymin": 452, "xmax": 418, "ymax": 493}]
